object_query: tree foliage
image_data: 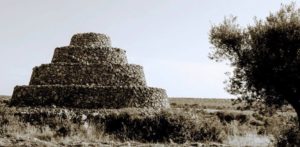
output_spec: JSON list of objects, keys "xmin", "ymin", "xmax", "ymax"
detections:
[{"xmin": 209, "ymin": 3, "xmax": 300, "ymax": 125}]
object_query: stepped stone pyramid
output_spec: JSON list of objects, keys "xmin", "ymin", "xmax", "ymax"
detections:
[{"xmin": 10, "ymin": 33, "xmax": 169, "ymax": 108}]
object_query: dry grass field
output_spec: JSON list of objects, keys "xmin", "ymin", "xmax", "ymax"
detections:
[
  {"xmin": 170, "ymin": 97, "xmax": 298, "ymax": 146},
  {"xmin": 169, "ymin": 97, "xmax": 237, "ymax": 110},
  {"xmin": 0, "ymin": 95, "xmax": 298, "ymax": 146}
]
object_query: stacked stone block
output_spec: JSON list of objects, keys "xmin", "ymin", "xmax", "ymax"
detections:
[{"xmin": 10, "ymin": 33, "xmax": 169, "ymax": 108}]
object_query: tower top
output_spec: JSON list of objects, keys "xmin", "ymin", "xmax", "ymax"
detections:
[{"xmin": 70, "ymin": 32, "xmax": 111, "ymax": 47}]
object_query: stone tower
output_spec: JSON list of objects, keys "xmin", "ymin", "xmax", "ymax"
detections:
[{"xmin": 10, "ymin": 33, "xmax": 169, "ymax": 108}]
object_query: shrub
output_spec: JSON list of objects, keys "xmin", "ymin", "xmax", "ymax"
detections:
[
  {"xmin": 235, "ymin": 114, "xmax": 249, "ymax": 124},
  {"xmin": 215, "ymin": 111, "xmax": 249, "ymax": 124},
  {"xmin": 96, "ymin": 109, "xmax": 225, "ymax": 143},
  {"xmin": 192, "ymin": 117, "xmax": 226, "ymax": 142},
  {"xmin": 216, "ymin": 111, "xmax": 235, "ymax": 124},
  {"xmin": 101, "ymin": 110, "xmax": 192, "ymax": 143},
  {"xmin": 170, "ymin": 103, "xmax": 177, "ymax": 108}
]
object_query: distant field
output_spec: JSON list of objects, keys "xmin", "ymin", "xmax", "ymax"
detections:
[
  {"xmin": 0, "ymin": 95, "xmax": 10, "ymax": 99},
  {"xmin": 0, "ymin": 95, "xmax": 10, "ymax": 105},
  {"xmin": 0, "ymin": 96, "xmax": 240, "ymax": 110},
  {"xmin": 2, "ymin": 96, "xmax": 235, "ymax": 108},
  {"xmin": 169, "ymin": 97, "xmax": 237, "ymax": 110},
  {"xmin": 0, "ymin": 95, "xmax": 291, "ymax": 112}
]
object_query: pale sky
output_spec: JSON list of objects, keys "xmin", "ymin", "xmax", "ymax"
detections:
[{"xmin": 0, "ymin": 0, "xmax": 295, "ymax": 98}]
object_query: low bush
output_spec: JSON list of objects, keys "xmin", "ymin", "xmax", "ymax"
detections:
[
  {"xmin": 192, "ymin": 116, "xmax": 226, "ymax": 142},
  {"xmin": 93, "ymin": 109, "xmax": 225, "ymax": 143},
  {"xmin": 215, "ymin": 111, "xmax": 249, "ymax": 125},
  {"xmin": 103, "ymin": 110, "xmax": 193, "ymax": 143},
  {"xmin": 13, "ymin": 108, "xmax": 226, "ymax": 143}
]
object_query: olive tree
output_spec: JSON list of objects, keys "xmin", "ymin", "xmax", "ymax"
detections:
[{"xmin": 209, "ymin": 3, "xmax": 300, "ymax": 127}]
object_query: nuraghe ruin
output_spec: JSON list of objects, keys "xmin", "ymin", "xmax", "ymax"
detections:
[{"xmin": 10, "ymin": 33, "xmax": 169, "ymax": 108}]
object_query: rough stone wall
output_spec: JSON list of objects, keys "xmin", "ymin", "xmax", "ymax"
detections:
[
  {"xmin": 11, "ymin": 85, "xmax": 168, "ymax": 108},
  {"xmin": 52, "ymin": 46, "xmax": 128, "ymax": 64},
  {"xmin": 10, "ymin": 32, "xmax": 169, "ymax": 108},
  {"xmin": 70, "ymin": 32, "xmax": 111, "ymax": 47},
  {"xmin": 29, "ymin": 63, "xmax": 146, "ymax": 86}
]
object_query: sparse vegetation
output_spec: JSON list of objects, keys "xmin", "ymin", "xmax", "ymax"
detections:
[
  {"xmin": 0, "ymin": 96, "xmax": 298, "ymax": 146},
  {"xmin": 169, "ymin": 97, "xmax": 238, "ymax": 110}
]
